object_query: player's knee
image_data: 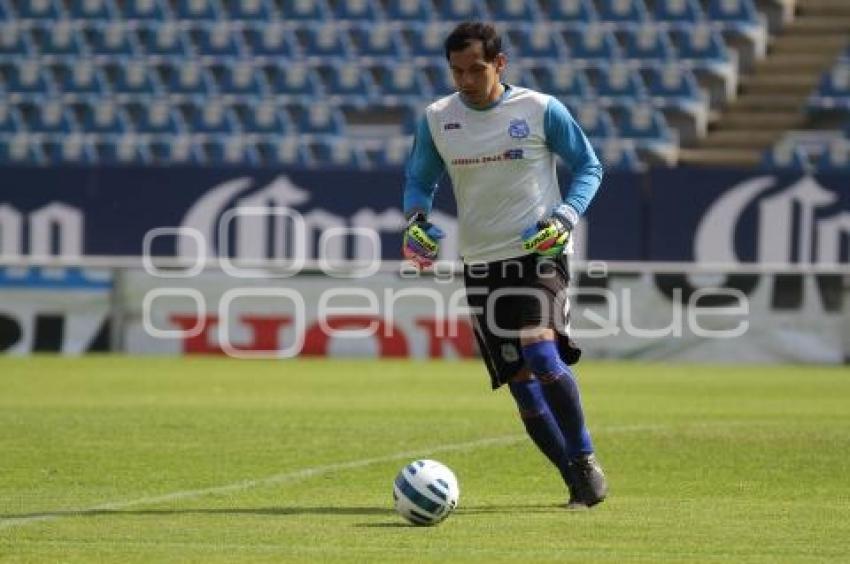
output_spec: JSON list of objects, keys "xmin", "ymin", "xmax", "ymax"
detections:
[{"xmin": 522, "ymin": 339, "xmax": 565, "ymax": 381}]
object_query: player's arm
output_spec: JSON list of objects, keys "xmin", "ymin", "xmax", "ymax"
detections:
[{"xmin": 402, "ymin": 116, "xmax": 447, "ymax": 267}]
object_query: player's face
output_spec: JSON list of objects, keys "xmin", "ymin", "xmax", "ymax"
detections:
[{"xmin": 448, "ymin": 41, "xmax": 506, "ymax": 108}]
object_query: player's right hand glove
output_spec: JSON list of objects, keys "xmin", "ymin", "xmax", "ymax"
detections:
[
  {"xmin": 403, "ymin": 213, "xmax": 444, "ymax": 269},
  {"xmin": 521, "ymin": 205, "xmax": 575, "ymax": 257}
]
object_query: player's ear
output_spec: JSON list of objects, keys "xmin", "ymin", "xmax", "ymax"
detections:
[{"xmin": 494, "ymin": 53, "xmax": 507, "ymax": 74}]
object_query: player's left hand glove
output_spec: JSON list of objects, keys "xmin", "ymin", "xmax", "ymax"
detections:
[
  {"xmin": 521, "ymin": 204, "xmax": 577, "ymax": 257},
  {"xmin": 403, "ymin": 213, "xmax": 444, "ymax": 268}
]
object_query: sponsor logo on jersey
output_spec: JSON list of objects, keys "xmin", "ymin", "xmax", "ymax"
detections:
[
  {"xmin": 508, "ymin": 118, "xmax": 530, "ymax": 139},
  {"xmin": 443, "ymin": 122, "xmax": 462, "ymax": 131}
]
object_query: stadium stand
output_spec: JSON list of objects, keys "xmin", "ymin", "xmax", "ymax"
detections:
[{"xmin": 3, "ymin": 0, "xmax": 847, "ymax": 171}]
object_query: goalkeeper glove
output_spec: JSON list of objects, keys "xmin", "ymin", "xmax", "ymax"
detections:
[
  {"xmin": 521, "ymin": 204, "xmax": 576, "ymax": 257},
  {"xmin": 403, "ymin": 213, "xmax": 444, "ymax": 268}
]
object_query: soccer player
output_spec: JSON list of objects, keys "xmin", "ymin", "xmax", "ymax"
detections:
[{"xmin": 401, "ymin": 22, "xmax": 607, "ymax": 508}]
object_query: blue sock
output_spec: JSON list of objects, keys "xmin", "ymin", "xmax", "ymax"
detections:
[
  {"xmin": 508, "ymin": 379, "xmax": 568, "ymax": 472},
  {"xmin": 522, "ymin": 340, "xmax": 594, "ymax": 459}
]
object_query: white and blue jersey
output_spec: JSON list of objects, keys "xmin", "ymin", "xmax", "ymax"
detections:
[{"xmin": 403, "ymin": 85, "xmax": 603, "ymax": 264}]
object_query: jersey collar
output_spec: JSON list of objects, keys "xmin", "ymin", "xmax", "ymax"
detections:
[{"xmin": 460, "ymin": 83, "xmax": 513, "ymax": 112}]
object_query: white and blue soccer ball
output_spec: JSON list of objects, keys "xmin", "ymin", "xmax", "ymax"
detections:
[{"xmin": 392, "ymin": 459, "xmax": 459, "ymax": 526}]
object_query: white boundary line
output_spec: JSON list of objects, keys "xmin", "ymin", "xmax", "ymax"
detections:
[{"xmin": 0, "ymin": 424, "xmax": 661, "ymax": 532}]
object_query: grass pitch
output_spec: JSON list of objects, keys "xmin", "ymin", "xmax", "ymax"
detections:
[{"xmin": 1, "ymin": 357, "xmax": 849, "ymax": 562}]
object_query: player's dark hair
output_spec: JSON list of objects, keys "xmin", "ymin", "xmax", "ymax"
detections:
[{"xmin": 444, "ymin": 22, "xmax": 502, "ymax": 61}]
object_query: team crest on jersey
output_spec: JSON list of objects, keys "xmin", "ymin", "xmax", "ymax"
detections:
[{"xmin": 508, "ymin": 118, "xmax": 529, "ymax": 139}]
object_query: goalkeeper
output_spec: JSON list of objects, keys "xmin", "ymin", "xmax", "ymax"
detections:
[{"xmin": 402, "ymin": 22, "xmax": 606, "ymax": 508}]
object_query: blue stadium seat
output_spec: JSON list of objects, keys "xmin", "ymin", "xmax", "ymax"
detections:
[
  {"xmin": 761, "ymin": 143, "xmax": 810, "ymax": 172},
  {"xmin": 644, "ymin": 63, "xmax": 703, "ymax": 102},
  {"xmin": 508, "ymin": 25, "xmax": 567, "ymax": 60},
  {"xmin": 225, "ymin": 0, "xmax": 275, "ymax": 20},
  {"xmin": 652, "ymin": 0, "xmax": 704, "ymax": 23},
  {"xmin": 619, "ymin": 25, "xmax": 676, "ymax": 61},
  {"xmin": 572, "ymin": 103, "xmax": 617, "ymax": 139},
  {"xmin": 87, "ymin": 22, "xmax": 137, "ymax": 56},
  {"xmin": 0, "ymin": 104, "xmax": 24, "ymax": 133},
  {"xmin": 309, "ymin": 137, "xmax": 370, "ymax": 168},
  {"xmin": 121, "ymin": 0, "xmax": 168, "ymax": 20},
  {"xmin": 212, "ymin": 61, "xmax": 268, "ymax": 97},
  {"xmin": 281, "ymin": 0, "xmax": 328, "ymax": 20},
  {"xmin": 96, "ymin": 135, "xmax": 152, "ymax": 164},
  {"xmin": 77, "ymin": 100, "xmax": 132, "ymax": 134},
  {"xmin": 43, "ymin": 135, "xmax": 98, "ymax": 164},
  {"xmin": 4, "ymin": 63, "xmax": 53, "ymax": 97},
  {"xmin": 204, "ymin": 136, "xmax": 262, "ymax": 165},
  {"xmin": 32, "ymin": 22, "xmax": 86, "ymax": 56},
  {"xmin": 182, "ymin": 101, "xmax": 240, "ymax": 134},
  {"xmin": 130, "ymin": 101, "xmax": 184, "ymax": 134},
  {"xmin": 816, "ymin": 64, "xmax": 850, "ymax": 98},
  {"xmin": 531, "ymin": 63, "xmax": 592, "ymax": 101},
  {"xmin": 150, "ymin": 136, "xmax": 206, "ymax": 164},
  {"xmin": 319, "ymin": 62, "xmax": 377, "ymax": 101},
  {"xmin": 0, "ymin": 135, "xmax": 45, "ymax": 164},
  {"xmin": 330, "ymin": 0, "xmax": 384, "ymax": 20},
  {"xmin": 16, "ymin": 0, "xmax": 64, "ymax": 19},
  {"xmin": 298, "ymin": 23, "xmax": 354, "ymax": 59},
  {"xmin": 172, "ymin": 0, "xmax": 221, "ymax": 20},
  {"xmin": 373, "ymin": 136, "xmax": 414, "ymax": 167},
  {"xmin": 68, "ymin": 0, "xmax": 116, "ymax": 19},
  {"xmin": 244, "ymin": 23, "xmax": 299, "ymax": 58},
  {"xmin": 589, "ymin": 63, "xmax": 647, "ymax": 103},
  {"xmin": 406, "ymin": 23, "xmax": 451, "ymax": 59},
  {"xmin": 544, "ymin": 0, "xmax": 597, "ymax": 22},
  {"xmin": 52, "ymin": 61, "xmax": 110, "ymax": 96},
  {"xmin": 22, "ymin": 101, "xmax": 77, "ymax": 134},
  {"xmin": 433, "ymin": 0, "xmax": 490, "ymax": 20},
  {"xmin": 815, "ymin": 140, "xmax": 850, "ymax": 171},
  {"xmin": 421, "ymin": 61, "xmax": 454, "ymax": 96},
  {"xmin": 159, "ymin": 62, "xmax": 215, "ymax": 96},
  {"xmin": 0, "ymin": 25, "xmax": 33, "ymax": 57},
  {"xmin": 385, "ymin": 0, "xmax": 435, "ymax": 21},
  {"xmin": 593, "ymin": 139, "xmax": 644, "ymax": 171},
  {"xmin": 617, "ymin": 104, "xmax": 672, "ymax": 140},
  {"xmin": 563, "ymin": 26, "xmax": 621, "ymax": 61},
  {"xmin": 138, "ymin": 23, "xmax": 192, "ymax": 57},
  {"xmin": 233, "ymin": 101, "xmax": 290, "ymax": 134},
  {"xmin": 257, "ymin": 136, "xmax": 313, "ymax": 167},
  {"xmin": 294, "ymin": 104, "xmax": 347, "ymax": 134},
  {"xmin": 350, "ymin": 23, "xmax": 408, "ymax": 59},
  {"xmin": 486, "ymin": 0, "xmax": 540, "ymax": 21},
  {"xmin": 670, "ymin": 25, "xmax": 730, "ymax": 62},
  {"xmin": 376, "ymin": 64, "xmax": 432, "ymax": 101},
  {"xmin": 707, "ymin": 0, "xmax": 760, "ymax": 25},
  {"xmin": 266, "ymin": 63, "xmax": 324, "ymax": 98},
  {"xmin": 597, "ymin": 0, "xmax": 649, "ymax": 22},
  {"xmin": 107, "ymin": 61, "xmax": 160, "ymax": 95},
  {"xmin": 192, "ymin": 23, "xmax": 244, "ymax": 58}
]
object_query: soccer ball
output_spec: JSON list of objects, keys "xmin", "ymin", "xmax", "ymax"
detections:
[{"xmin": 392, "ymin": 459, "xmax": 459, "ymax": 526}]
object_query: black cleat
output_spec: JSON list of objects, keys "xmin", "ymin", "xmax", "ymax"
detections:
[{"xmin": 564, "ymin": 454, "xmax": 607, "ymax": 507}]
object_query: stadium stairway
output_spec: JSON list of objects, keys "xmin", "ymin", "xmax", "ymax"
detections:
[{"xmin": 679, "ymin": 0, "xmax": 850, "ymax": 167}]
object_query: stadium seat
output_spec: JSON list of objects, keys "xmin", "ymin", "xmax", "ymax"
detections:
[
  {"xmin": 225, "ymin": 0, "xmax": 274, "ymax": 20},
  {"xmin": 32, "ymin": 22, "xmax": 86, "ymax": 56},
  {"xmin": 158, "ymin": 62, "xmax": 215, "ymax": 96},
  {"xmin": 815, "ymin": 64, "xmax": 850, "ymax": 98},
  {"xmin": 761, "ymin": 143, "xmax": 811, "ymax": 172},
  {"xmin": 77, "ymin": 100, "xmax": 132, "ymax": 134},
  {"xmin": 95, "ymin": 135, "xmax": 152, "ymax": 164},
  {"xmin": 593, "ymin": 139, "xmax": 644, "ymax": 171},
  {"xmin": 150, "ymin": 136, "xmax": 206, "ymax": 164},
  {"xmin": 294, "ymin": 104, "xmax": 347, "ymax": 134},
  {"xmin": 21, "ymin": 101, "xmax": 77, "ymax": 134},
  {"xmin": 121, "ymin": 0, "xmax": 168, "ymax": 20},
  {"xmin": 350, "ymin": 23, "xmax": 408, "ymax": 59},
  {"xmin": 671, "ymin": 25, "xmax": 731, "ymax": 62},
  {"xmin": 589, "ymin": 63, "xmax": 647, "ymax": 104},
  {"xmin": 87, "ymin": 22, "xmax": 138, "ymax": 56},
  {"xmin": 52, "ymin": 61, "xmax": 110, "ymax": 96},
  {"xmin": 280, "ymin": 0, "xmax": 328, "ymax": 20},
  {"xmin": 652, "ymin": 0, "xmax": 704, "ymax": 23},
  {"xmin": 265, "ymin": 63, "xmax": 324, "ymax": 98},
  {"xmin": 172, "ymin": 0, "xmax": 221, "ymax": 20},
  {"xmin": 0, "ymin": 135, "xmax": 45, "ymax": 164},
  {"xmin": 204, "ymin": 136, "xmax": 262, "ymax": 165},
  {"xmin": 256, "ymin": 136, "xmax": 313, "ymax": 167},
  {"xmin": 420, "ymin": 61, "xmax": 455, "ymax": 96},
  {"xmin": 107, "ymin": 61, "xmax": 160, "ymax": 95},
  {"xmin": 309, "ymin": 137, "xmax": 370, "ymax": 168},
  {"xmin": 508, "ymin": 25, "xmax": 568, "ymax": 60},
  {"xmin": 130, "ymin": 101, "xmax": 184, "ymax": 134},
  {"xmin": 68, "ymin": 0, "xmax": 116, "ymax": 19},
  {"xmin": 212, "ymin": 62, "xmax": 268, "ymax": 97},
  {"xmin": 375, "ymin": 64, "xmax": 432, "ymax": 102},
  {"xmin": 384, "ymin": 0, "xmax": 435, "ymax": 20},
  {"xmin": 319, "ymin": 62, "xmax": 377, "ymax": 101},
  {"xmin": 433, "ymin": 0, "xmax": 490, "ymax": 20},
  {"xmin": 572, "ymin": 103, "xmax": 617, "ymax": 139},
  {"xmin": 138, "ymin": 22, "xmax": 192, "ymax": 57},
  {"xmin": 233, "ymin": 101, "xmax": 290, "ymax": 134},
  {"xmin": 244, "ymin": 23, "xmax": 299, "ymax": 58},
  {"xmin": 815, "ymin": 140, "xmax": 850, "ymax": 171},
  {"xmin": 3, "ymin": 62, "xmax": 53, "ymax": 97},
  {"xmin": 643, "ymin": 63, "xmax": 708, "ymax": 138},
  {"xmin": 486, "ymin": 0, "xmax": 540, "ymax": 21},
  {"xmin": 191, "ymin": 22, "xmax": 244, "ymax": 58},
  {"xmin": 374, "ymin": 136, "xmax": 414, "ymax": 167},
  {"xmin": 0, "ymin": 104, "xmax": 24, "ymax": 133},
  {"xmin": 562, "ymin": 26, "xmax": 621, "ymax": 62},
  {"xmin": 406, "ymin": 22, "xmax": 451, "ymax": 59},
  {"xmin": 616, "ymin": 104, "xmax": 678, "ymax": 164},
  {"xmin": 545, "ymin": 0, "xmax": 597, "ymax": 22},
  {"xmin": 330, "ymin": 0, "xmax": 384, "ymax": 20},
  {"xmin": 619, "ymin": 25, "xmax": 676, "ymax": 61},
  {"xmin": 531, "ymin": 63, "xmax": 593, "ymax": 101},
  {"xmin": 298, "ymin": 23, "xmax": 354, "ymax": 59},
  {"xmin": 0, "ymin": 25, "xmax": 33, "ymax": 57},
  {"xmin": 43, "ymin": 135, "xmax": 98, "ymax": 164},
  {"xmin": 182, "ymin": 101, "xmax": 240, "ymax": 134},
  {"xmin": 596, "ymin": 0, "xmax": 649, "ymax": 22},
  {"xmin": 16, "ymin": 0, "xmax": 64, "ymax": 19},
  {"xmin": 707, "ymin": 0, "xmax": 760, "ymax": 24}
]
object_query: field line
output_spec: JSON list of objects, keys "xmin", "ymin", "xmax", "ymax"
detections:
[{"xmin": 0, "ymin": 423, "xmax": 659, "ymax": 531}]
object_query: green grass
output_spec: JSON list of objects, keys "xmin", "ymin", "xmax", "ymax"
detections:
[{"xmin": 1, "ymin": 357, "xmax": 849, "ymax": 562}]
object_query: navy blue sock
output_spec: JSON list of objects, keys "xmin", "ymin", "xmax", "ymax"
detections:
[
  {"xmin": 508, "ymin": 379, "xmax": 567, "ymax": 471},
  {"xmin": 522, "ymin": 340, "xmax": 594, "ymax": 459}
]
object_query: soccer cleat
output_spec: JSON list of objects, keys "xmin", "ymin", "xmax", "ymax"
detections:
[{"xmin": 564, "ymin": 454, "xmax": 607, "ymax": 507}]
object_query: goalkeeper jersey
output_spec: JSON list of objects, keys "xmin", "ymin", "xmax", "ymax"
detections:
[{"xmin": 404, "ymin": 85, "xmax": 603, "ymax": 264}]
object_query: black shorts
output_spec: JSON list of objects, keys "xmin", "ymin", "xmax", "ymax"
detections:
[{"xmin": 464, "ymin": 253, "xmax": 581, "ymax": 389}]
